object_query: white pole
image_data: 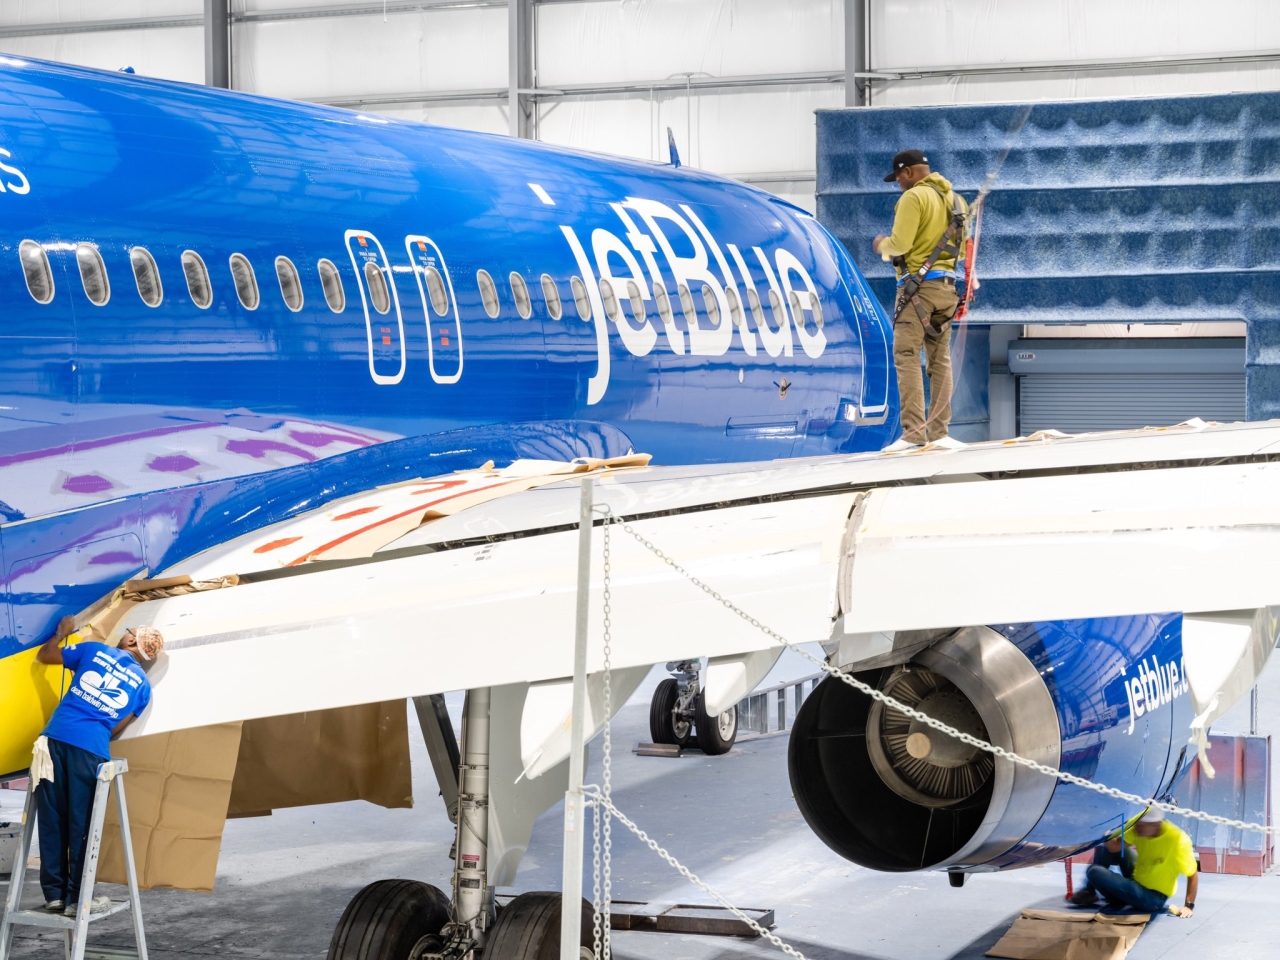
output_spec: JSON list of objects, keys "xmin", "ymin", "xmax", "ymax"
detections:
[{"xmin": 560, "ymin": 477, "xmax": 593, "ymax": 960}]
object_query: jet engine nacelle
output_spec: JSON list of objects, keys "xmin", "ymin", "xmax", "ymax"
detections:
[{"xmin": 788, "ymin": 616, "xmax": 1191, "ymax": 873}]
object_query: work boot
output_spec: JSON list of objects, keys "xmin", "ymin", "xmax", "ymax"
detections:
[
  {"xmin": 882, "ymin": 438, "xmax": 923, "ymax": 453},
  {"xmin": 65, "ymin": 895, "xmax": 112, "ymax": 918},
  {"xmin": 1070, "ymin": 888, "xmax": 1098, "ymax": 907},
  {"xmin": 43, "ymin": 900, "xmax": 64, "ymax": 913}
]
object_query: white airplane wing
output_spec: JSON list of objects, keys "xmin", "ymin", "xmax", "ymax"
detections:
[{"xmin": 111, "ymin": 418, "xmax": 1280, "ymax": 742}]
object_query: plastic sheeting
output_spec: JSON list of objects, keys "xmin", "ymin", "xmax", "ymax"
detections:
[{"xmin": 815, "ymin": 91, "xmax": 1280, "ymax": 414}]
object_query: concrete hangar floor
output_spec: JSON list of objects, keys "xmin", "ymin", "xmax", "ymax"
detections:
[{"xmin": 5, "ymin": 658, "xmax": 1277, "ymax": 960}]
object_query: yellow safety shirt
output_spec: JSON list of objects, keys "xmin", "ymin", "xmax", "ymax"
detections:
[
  {"xmin": 1122, "ymin": 822, "xmax": 1198, "ymax": 898},
  {"xmin": 878, "ymin": 172, "xmax": 967, "ymax": 279}
]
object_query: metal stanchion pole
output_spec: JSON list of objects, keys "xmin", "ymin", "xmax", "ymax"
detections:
[{"xmin": 560, "ymin": 477, "xmax": 593, "ymax": 960}]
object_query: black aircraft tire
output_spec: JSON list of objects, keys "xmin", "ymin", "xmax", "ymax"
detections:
[
  {"xmin": 326, "ymin": 879, "xmax": 450, "ymax": 960},
  {"xmin": 649, "ymin": 678, "xmax": 690, "ymax": 745},
  {"xmin": 695, "ymin": 694, "xmax": 738, "ymax": 756},
  {"xmin": 483, "ymin": 892, "xmax": 595, "ymax": 960}
]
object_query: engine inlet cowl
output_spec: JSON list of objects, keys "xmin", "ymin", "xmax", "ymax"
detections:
[{"xmin": 788, "ymin": 625, "xmax": 1061, "ymax": 872}]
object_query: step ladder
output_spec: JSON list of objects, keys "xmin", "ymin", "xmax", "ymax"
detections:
[{"xmin": 0, "ymin": 758, "xmax": 148, "ymax": 960}]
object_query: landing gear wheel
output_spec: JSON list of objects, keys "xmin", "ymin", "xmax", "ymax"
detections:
[
  {"xmin": 483, "ymin": 892, "xmax": 595, "ymax": 960},
  {"xmin": 694, "ymin": 694, "xmax": 737, "ymax": 756},
  {"xmin": 649, "ymin": 678, "xmax": 691, "ymax": 746},
  {"xmin": 327, "ymin": 879, "xmax": 451, "ymax": 960}
]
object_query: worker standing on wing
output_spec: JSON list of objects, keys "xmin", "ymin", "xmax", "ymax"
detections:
[
  {"xmin": 873, "ymin": 149, "xmax": 968, "ymax": 451},
  {"xmin": 1070, "ymin": 807, "xmax": 1199, "ymax": 918},
  {"xmin": 32, "ymin": 617, "xmax": 164, "ymax": 917}
]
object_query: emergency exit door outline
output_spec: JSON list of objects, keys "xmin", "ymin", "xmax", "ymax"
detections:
[
  {"xmin": 404, "ymin": 234, "xmax": 464, "ymax": 384},
  {"xmin": 345, "ymin": 229, "xmax": 406, "ymax": 385}
]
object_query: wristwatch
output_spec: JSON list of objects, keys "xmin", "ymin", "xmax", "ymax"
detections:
[{"xmin": 1185, "ymin": 903, "xmax": 1195, "ymax": 910}]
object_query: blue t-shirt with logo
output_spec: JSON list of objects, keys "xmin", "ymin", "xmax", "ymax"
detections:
[{"xmin": 42, "ymin": 642, "xmax": 151, "ymax": 759}]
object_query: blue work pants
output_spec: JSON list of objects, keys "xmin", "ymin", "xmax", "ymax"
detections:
[
  {"xmin": 1084, "ymin": 843, "xmax": 1168, "ymax": 914},
  {"xmin": 35, "ymin": 738, "xmax": 108, "ymax": 904}
]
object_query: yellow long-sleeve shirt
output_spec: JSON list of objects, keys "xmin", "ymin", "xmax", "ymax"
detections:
[{"xmin": 879, "ymin": 172, "xmax": 967, "ymax": 279}]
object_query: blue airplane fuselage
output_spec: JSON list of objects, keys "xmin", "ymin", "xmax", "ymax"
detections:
[{"xmin": 0, "ymin": 59, "xmax": 1196, "ymax": 874}]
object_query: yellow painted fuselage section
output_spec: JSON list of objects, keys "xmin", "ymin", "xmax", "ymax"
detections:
[{"xmin": 0, "ymin": 646, "xmax": 72, "ymax": 777}]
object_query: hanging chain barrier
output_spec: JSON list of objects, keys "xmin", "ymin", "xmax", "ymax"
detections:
[
  {"xmin": 584, "ymin": 507, "xmax": 811, "ymax": 960},
  {"xmin": 606, "ymin": 516, "xmax": 1279, "ymax": 839}
]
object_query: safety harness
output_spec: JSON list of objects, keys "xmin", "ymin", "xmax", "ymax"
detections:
[{"xmin": 892, "ymin": 181, "xmax": 967, "ymax": 339}]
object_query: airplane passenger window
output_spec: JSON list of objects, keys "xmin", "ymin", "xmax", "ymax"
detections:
[
  {"xmin": 702, "ymin": 284, "xmax": 721, "ymax": 327},
  {"xmin": 789, "ymin": 291, "xmax": 805, "ymax": 329},
  {"xmin": 364, "ymin": 260, "xmax": 390, "ymax": 314},
  {"xmin": 19, "ymin": 240, "xmax": 54, "ymax": 304},
  {"xmin": 809, "ymin": 291, "xmax": 824, "ymax": 329},
  {"xmin": 317, "ymin": 258, "xmax": 345, "ymax": 313},
  {"xmin": 76, "ymin": 243, "xmax": 110, "ymax": 306},
  {"xmin": 725, "ymin": 286, "xmax": 744, "ymax": 327},
  {"xmin": 230, "ymin": 253, "xmax": 260, "ymax": 310},
  {"xmin": 476, "ymin": 270, "xmax": 500, "ymax": 318},
  {"xmin": 509, "ymin": 272, "xmax": 532, "ymax": 320},
  {"xmin": 746, "ymin": 287, "xmax": 764, "ymax": 327},
  {"xmin": 570, "ymin": 276, "xmax": 590, "ymax": 320},
  {"xmin": 130, "ymin": 247, "xmax": 163, "ymax": 308},
  {"xmin": 626, "ymin": 280, "xmax": 644, "ymax": 323},
  {"xmin": 276, "ymin": 257, "xmax": 304, "ymax": 312},
  {"xmin": 540, "ymin": 274, "xmax": 562, "ymax": 320},
  {"xmin": 182, "ymin": 251, "xmax": 213, "ymax": 309},
  {"xmin": 424, "ymin": 266, "xmax": 448, "ymax": 316},
  {"xmin": 599, "ymin": 278, "xmax": 620, "ymax": 322},
  {"xmin": 678, "ymin": 283, "xmax": 696, "ymax": 321},
  {"xmin": 653, "ymin": 281, "xmax": 673, "ymax": 325},
  {"xmin": 768, "ymin": 288, "xmax": 785, "ymax": 325}
]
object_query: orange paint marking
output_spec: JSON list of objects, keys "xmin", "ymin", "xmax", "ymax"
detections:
[
  {"xmin": 254, "ymin": 537, "xmax": 303, "ymax": 554},
  {"xmin": 331, "ymin": 506, "xmax": 380, "ymax": 521},
  {"xmin": 287, "ymin": 479, "xmax": 520, "ymax": 566},
  {"xmin": 410, "ymin": 479, "xmax": 469, "ymax": 495}
]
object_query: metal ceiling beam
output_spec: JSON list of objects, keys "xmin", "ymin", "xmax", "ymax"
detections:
[
  {"xmin": 865, "ymin": 49, "xmax": 1280, "ymax": 82},
  {"xmin": 509, "ymin": 0, "xmax": 535, "ymax": 138},
  {"xmin": 233, "ymin": 1, "xmax": 505, "ymax": 23},
  {"xmin": 844, "ymin": 0, "xmax": 867, "ymax": 107},
  {"xmin": 315, "ymin": 71, "xmax": 842, "ymax": 110},
  {"xmin": 0, "ymin": 16, "xmax": 202, "ymax": 39},
  {"xmin": 317, "ymin": 87, "xmax": 510, "ymax": 108},
  {"xmin": 205, "ymin": 0, "xmax": 230, "ymax": 90}
]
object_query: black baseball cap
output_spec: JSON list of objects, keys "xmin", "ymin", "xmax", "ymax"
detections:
[{"xmin": 884, "ymin": 149, "xmax": 929, "ymax": 181}]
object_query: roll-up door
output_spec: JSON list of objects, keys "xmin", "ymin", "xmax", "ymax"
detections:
[{"xmin": 1010, "ymin": 339, "xmax": 1245, "ymax": 435}]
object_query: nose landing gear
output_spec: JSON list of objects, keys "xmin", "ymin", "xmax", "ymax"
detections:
[{"xmin": 648, "ymin": 660, "xmax": 738, "ymax": 756}]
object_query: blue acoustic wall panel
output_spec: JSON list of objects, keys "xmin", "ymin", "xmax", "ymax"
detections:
[{"xmin": 816, "ymin": 93, "xmax": 1280, "ymax": 420}]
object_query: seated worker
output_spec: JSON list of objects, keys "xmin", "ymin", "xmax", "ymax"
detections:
[
  {"xmin": 1071, "ymin": 807, "xmax": 1198, "ymax": 917},
  {"xmin": 33, "ymin": 617, "xmax": 165, "ymax": 917}
]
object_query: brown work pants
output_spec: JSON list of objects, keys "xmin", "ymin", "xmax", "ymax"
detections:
[{"xmin": 893, "ymin": 279, "xmax": 957, "ymax": 445}]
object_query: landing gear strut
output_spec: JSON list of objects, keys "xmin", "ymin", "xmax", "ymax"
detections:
[
  {"xmin": 649, "ymin": 660, "xmax": 738, "ymax": 755},
  {"xmin": 328, "ymin": 688, "xmax": 597, "ymax": 960}
]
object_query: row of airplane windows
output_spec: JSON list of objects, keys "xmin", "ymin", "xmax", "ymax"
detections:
[{"xmin": 15, "ymin": 239, "xmax": 824, "ymax": 332}]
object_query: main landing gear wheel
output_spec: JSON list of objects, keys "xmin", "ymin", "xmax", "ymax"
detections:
[
  {"xmin": 695, "ymin": 694, "xmax": 737, "ymax": 756},
  {"xmin": 483, "ymin": 892, "xmax": 595, "ymax": 960},
  {"xmin": 649, "ymin": 677, "xmax": 691, "ymax": 746},
  {"xmin": 327, "ymin": 879, "xmax": 450, "ymax": 960}
]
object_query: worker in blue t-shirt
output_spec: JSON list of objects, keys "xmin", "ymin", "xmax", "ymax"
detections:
[{"xmin": 32, "ymin": 617, "xmax": 165, "ymax": 917}]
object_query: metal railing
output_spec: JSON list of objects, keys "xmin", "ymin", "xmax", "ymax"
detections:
[{"xmin": 737, "ymin": 673, "xmax": 823, "ymax": 739}]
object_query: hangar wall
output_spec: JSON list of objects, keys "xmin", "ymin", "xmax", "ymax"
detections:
[{"xmin": 3, "ymin": 0, "xmax": 1278, "ymax": 216}]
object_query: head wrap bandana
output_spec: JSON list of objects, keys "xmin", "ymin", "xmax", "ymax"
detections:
[{"xmin": 131, "ymin": 625, "xmax": 166, "ymax": 661}]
